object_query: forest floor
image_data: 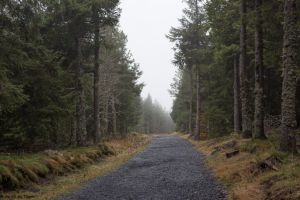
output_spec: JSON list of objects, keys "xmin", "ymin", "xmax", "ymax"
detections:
[
  {"xmin": 179, "ymin": 133, "xmax": 300, "ymax": 200},
  {"xmin": 0, "ymin": 134, "xmax": 151, "ymax": 200}
]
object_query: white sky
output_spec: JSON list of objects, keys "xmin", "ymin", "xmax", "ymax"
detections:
[{"xmin": 120, "ymin": 0, "xmax": 185, "ymax": 111}]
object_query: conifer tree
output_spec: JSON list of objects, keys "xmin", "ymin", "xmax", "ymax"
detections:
[
  {"xmin": 254, "ymin": 0, "xmax": 267, "ymax": 139},
  {"xmin": 280, "ymin": 0, "xmax": 298, "ymax": 153}
]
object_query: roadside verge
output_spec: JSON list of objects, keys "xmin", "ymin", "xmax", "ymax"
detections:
[
  {"xmin": 1, "ymin": 134, "xmax": 152, "ymax": 200},
  {"xmin": 177, "ymin": 133, "xmax": 300, "ymax": 200}
]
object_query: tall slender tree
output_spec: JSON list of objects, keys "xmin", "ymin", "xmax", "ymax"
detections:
[
  {"xmin": 280, "ymin": 0, "xmax": 297, "ymax": 153},
  {"xmin": 75, "ymin": 38, "xmax": 87, "ymax": 146},
  {"xmin": 239, "ymin": 0, "xmax": 252, "ymax": 138},
  {"xmin": 93, "ymin": 4, "xmax": 101, "ymax": 144},
  {"xmin": 189, "ymin": 67, "xmax": 194, "ymax": 135},
  {"xmin": 254, "ymin": 0, "xmax": 267, "ymax": 139},
  {"xmin": 195, "ymin": 67, "xmax": 201, "ymax": 140},
  {"xmin": 194, "ymin": 0, "xmax": 202, "ymax": 140},
  {"xmin": 233, "ymin": 54, "xmax": 241, "ymax": 133}
]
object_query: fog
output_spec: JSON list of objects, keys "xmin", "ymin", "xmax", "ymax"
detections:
[{"xmin": 120, "ymin": 0, "xmax": 185, "ymax": 111}]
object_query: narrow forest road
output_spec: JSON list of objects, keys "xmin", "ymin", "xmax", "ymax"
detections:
[{"xmin": 58, "ymin": 135, "xmax": 226, "ymax": 200}]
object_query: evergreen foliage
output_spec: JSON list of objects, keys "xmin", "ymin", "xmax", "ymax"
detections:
[
  {"xmin": 169, "ymin": 0, "xmax": 299, "ymax": 146},
  {"xmin": 0, "ymin": 0, "xmax": 143, "ymax": 150}
]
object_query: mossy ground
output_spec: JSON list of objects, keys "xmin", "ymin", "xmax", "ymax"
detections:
[
  {"xmin": 0, "ymin": 134, "xmax": 151, "ymax": 200},
  {"xmin": 178, "ymin": 133, "xmax": 300, "ymax": 200}
]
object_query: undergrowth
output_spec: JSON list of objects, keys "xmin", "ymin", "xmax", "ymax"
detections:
[
  {"xmin": 1, "ymin": 133, "xmax": 151, "ymax": 200},
  {"xmin": 0, "ymin": 133, "xmax": 148, "ymax": 192},
  {"xmin": 178, "ymin": 132, "xmax": 300, "ymax": 200}
]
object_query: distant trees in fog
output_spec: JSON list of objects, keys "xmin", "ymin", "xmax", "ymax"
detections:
[{"xmin": 137, "ymin": 95, "xmax": 175, "ymax": 134}]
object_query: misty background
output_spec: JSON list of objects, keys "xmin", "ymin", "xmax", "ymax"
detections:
[{"xmin": 120, "ymin": 0, "xmax": 185, "ymax": 111}]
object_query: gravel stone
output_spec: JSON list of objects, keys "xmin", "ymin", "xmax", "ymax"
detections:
[{"xmin": 58, "ymin": 135, "xmax": 226, "ymax": 200}]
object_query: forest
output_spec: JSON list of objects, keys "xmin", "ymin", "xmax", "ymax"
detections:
[
  {"xmin": 0, "ymin": 0, "xmax": 173, "ymax": 152},
  {"xmin": 169, "ymin": 0, "xmax": 299, "ymax": 153},
  {"xmin": 0, "ymin": 0, "xmax": 300, "ymax": 199}
]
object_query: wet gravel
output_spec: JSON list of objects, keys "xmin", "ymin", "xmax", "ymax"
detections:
[{"xmin": 58, "ymin": 135, "xmax": 226, "ymax": 200}]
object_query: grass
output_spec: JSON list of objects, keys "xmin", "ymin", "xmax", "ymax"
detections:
[
  {"xmin": 0, "ymin": 147, "xmax": 112, "ymax": 190},
  {"xmin": 178, "ymin": 132, "xmax": 300, "ymax": 200},
  {"xmin": 0, "ymin": 134, "xmax": 152, "ymax": 200}
]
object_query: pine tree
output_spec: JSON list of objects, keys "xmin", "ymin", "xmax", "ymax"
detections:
[
  {"xmin": 280, "ymin": 0, "xmax": 297, "ymax": 153},
  {"xmin": 254, "ymin": 0, "xmax": 267, "ymax": 139},
  {"xmin": 239, "ymin": 0, "xmax": 252, "ymax": 138},
  {"xmin": 233, "ymin": 54, "xmax": 241, "ymax": 133},
  {"xmin": 93, "ymin": 3, "xmax": 101, "ymax": 144}
]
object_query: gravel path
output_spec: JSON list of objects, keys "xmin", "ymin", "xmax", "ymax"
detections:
[{"xmin": 58, "ymin": 135, "xmax": 226, "ymax": 200}]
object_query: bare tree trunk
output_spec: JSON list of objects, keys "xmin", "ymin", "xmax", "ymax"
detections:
[
  {"xmin": 112, "ymin": 96, "xmax": 117, "ymax": 136},
  {"xmin": 193, "ymin": 0, "xmax": 201, "ymax": 139},
  {"xmin": 104, "ymin": 99, "xmax": 109, "ymax": 135},
  {"xmin": 280, "ymin": 0, "xmax": 297, "ymax": 153},
  {"xmin": 254, "ymin": 0, "xmax": 267, "ymax": 139},
  {"xmin": 75, "ymin": 38, "xmax": 87, "ymax": 146},
  {"xmin": 69, "ymin": 115, "xmax": 76, "ymax": 146},
  {"xmin": 195, "ymin": 67, "xmax": 201, "ymax": 140},
  {"xmin": 93, "ymin": 6, "xmax": 101, "ymax": 144},
  {"xmin": 189, "ymin": 67, "xmax": 194, "ymax": 135},
  {"xmin": 234, "ymin": 54, "xmax": 242, "ymax": 133},
  {"xmin": 239, "ymin": 0, "xmax": 252, "ymax": 138}
]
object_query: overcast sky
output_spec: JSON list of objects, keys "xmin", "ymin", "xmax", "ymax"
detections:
[{"xmin": 119, "ymin": 0, "xmax": 185, "ymax": 111}]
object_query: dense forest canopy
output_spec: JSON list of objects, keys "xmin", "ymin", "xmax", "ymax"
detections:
[
  {"xmin": 0, "ymin": 0, "xmax": 146, "ymax": 150},
  {"xmin": 169, "ymin": 0, "xmax": 299, "ymax": 152},
  {"xmin": 0, "ymin": 0, "xmax": 176, "ymax": 151}
]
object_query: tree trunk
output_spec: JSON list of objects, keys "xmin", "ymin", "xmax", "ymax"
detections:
[
  {"xmin": 239, "ymin": 0, "xmax": 252, "ymax": 138},
  {"xmin": 195, "ymin": 67, "xmax": 201, "ymax": 140},
  {"xmin": 254, "ymin": 0, "xmax": 267, "ymax": 139},
  {"xmin": 189, "ymin": 67, "xmax": 194, "ymax": 135},
  {"xmin": 112, "ymin": 95, "xmax": 117, "ymax": 136},
  {"xmin": 193, "ymin": 0, "xmax": 200, "ymax": 139},
  {"xmin": 233, "ymin": 54, "xmax": 242, "ymax": 133},
  {"xmin": 69, "ymin": 115, "xmax": 76, "ymax": 146},
  {"xmin": 104, "ymin": 99, "xmax": 109, "ymax": 135},
  {"xmin": 93, "ymin": 6, "xmax": 101, "ymax": 144},
  {"xmin": 280, "ymin": 0, "xmax": 297, "ymax": 153},
  {"xmin": 75, "ymin": 38, "xmax": 87, "ymax": 146}
]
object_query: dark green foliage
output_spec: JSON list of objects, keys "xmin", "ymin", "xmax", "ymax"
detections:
[
  {"xmin": 169, "ymin": 0, "xmax": 237, "ymax": 136},
  {"xmin": 170, "ymin": 69, "xmax": 192, "ymax": 132},
  {"xmin": 169, "ymin": 0, "xmax": 299, "ymax": 139},
  {"xmin": 0, "ymin": 0, "xmax": 143, "ymax": 150}
]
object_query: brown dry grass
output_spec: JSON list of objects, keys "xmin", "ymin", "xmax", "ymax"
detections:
[
  {"xmin": 177, "ymin": 133, "xmax": 300, "ymax": 200},
  {"xmin": 0, "ymin": 134, "xmax": 152, "ymax": 200}
]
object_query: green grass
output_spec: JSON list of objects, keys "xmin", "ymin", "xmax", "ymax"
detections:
[
  {"xmin": 0, "ymin": 143, "xmax": 116, "ymax": 191},
  {"xmin": 1, "ymin": 134, "xmax": 151, "ymax": 200}
]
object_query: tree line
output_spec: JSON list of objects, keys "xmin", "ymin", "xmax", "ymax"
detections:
[
  {"xmin": 137, "ymin": 95, "xmax": 175, "ymax": 134},
  {"xmin": 0, "ymin": 0, "xmax": 143, "ymax": 151},
  {"xmin": 169, "ymin": 0, "xmax": 299, "ymax": 153}
]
